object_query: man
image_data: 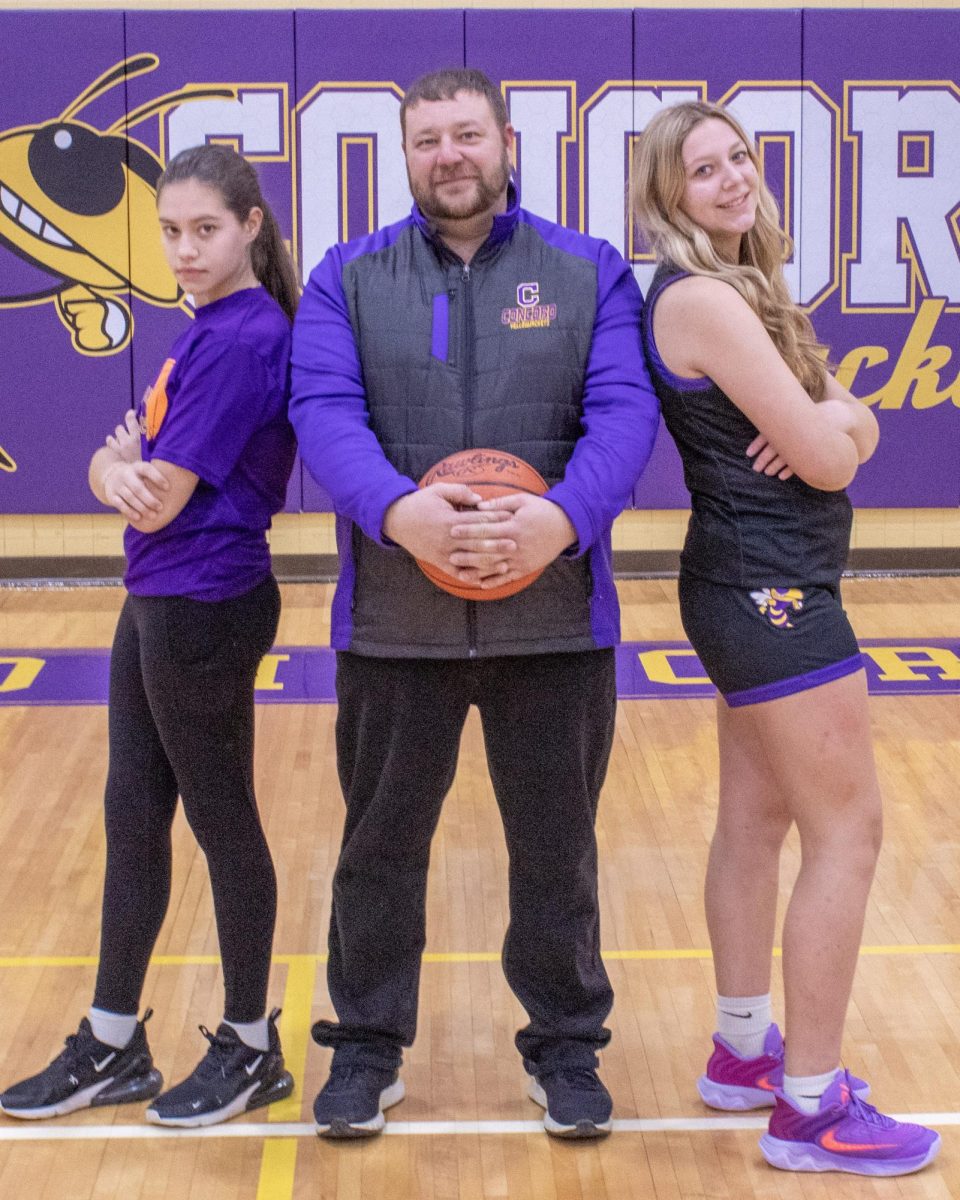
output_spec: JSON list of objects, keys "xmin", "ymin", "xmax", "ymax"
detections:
[{"xmin": 290, "ymin": 68, "xmax": 659, "ymax": 1140}]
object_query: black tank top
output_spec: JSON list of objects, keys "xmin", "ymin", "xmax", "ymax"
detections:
[{"xmin": 641, "ymin": 262, "xmax": 852, "ymax": 587}]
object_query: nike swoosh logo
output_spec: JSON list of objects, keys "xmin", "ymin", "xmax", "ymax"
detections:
[
  {"xmin": 720, "ymin": 1011, "xmax": 752, "ymax": 1019},
  {"xmin": 92, "ymin": 1052, "xmax": 117, "ymax": 1073},
  {"xmin": 820, "ymin": 1128, "xmax": 899, "ymax": 1153},
  {"xmin": 756, "ymin": 1075, "xmax": 775, "ymax": 1091},
  {"xmin": 244, "ymin": 1055, "xmax": 264, "ymax": 1076}
]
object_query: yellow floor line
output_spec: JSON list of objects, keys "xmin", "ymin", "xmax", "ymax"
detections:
[
  {"xmin": 2, "ymin": 945, "xmax": 960, "ymax": 970},
  {"xmin": 272, "ymin": 957, "xmax": 316, "ymax": 1122},
  {"xmin": 255, "ymin": 1138, "xmax": 299, "ymax": 1200},
  {"xmin": 857, "ymin": 944, "xmax": 960, "ymax": 955},
  {"xmin": 252, "ymin": 955, "xmax": 317, "ymax": 1200}
]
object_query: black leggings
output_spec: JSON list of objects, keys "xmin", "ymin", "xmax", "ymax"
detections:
[{"xmin": 94, "ymin": 575, "xmax": 280, "ymax": 1024}]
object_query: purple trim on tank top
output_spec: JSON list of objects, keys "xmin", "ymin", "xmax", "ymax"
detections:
[
  {"xmin": 431, "ymin": 292, "xmax": 449, "ymax": 362},
  {"xmin": 725, "ymin": 653, "xmax": 864, "ymax": 708},
  {"xmin": 644, "ymin": 271, "xmax": 714, "ymax": 393}
]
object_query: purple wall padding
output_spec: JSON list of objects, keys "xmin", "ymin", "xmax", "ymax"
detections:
[
  {"xmin": 0, "ymin": 9, "xmax": 957, "ymax": 514},
  {"xmin": 1, "ymin": 13, "xmax": 131, "ymax": 513},
  {"xmin": 802, "ymin": 10, "xmax": 960, "ymax": 506}
]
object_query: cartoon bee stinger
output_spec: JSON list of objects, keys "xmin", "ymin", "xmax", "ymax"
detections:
[{"xmin": 0, "ymin": 56, "xmax": 232, "ymax": 354}]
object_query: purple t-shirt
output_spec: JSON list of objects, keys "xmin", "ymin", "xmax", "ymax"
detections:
[{"xmin": 124, "ymin": 287, "xmax": 296, "ymax": 601}]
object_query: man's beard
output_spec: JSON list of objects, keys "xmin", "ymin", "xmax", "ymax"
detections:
[{"xmin": 410, "ymin": 149, "xmax": 511, "ymax": 222}]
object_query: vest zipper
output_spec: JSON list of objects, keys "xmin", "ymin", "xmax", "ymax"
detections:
[
  {"xmin": 460, "ymin": 262, "xmax": 474, "ymax": 447},
  {"xmin": 460, "ymin": 261, "xmax": 479, "ymax": 658}
]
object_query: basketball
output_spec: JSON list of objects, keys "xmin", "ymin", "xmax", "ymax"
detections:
[{"xmin": 416, "ymin": 448, "xmax": 548, "ymax": 601}]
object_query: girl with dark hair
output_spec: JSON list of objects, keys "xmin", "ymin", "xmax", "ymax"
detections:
[
  {"xmin": 0, "ymin": 144, "xmax": 299, "ymax": 1127},
  {"xmin": 632, "ymin": 102, "xmax": 938, "ymax": 1177}
]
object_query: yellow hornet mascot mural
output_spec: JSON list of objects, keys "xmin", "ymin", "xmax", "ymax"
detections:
[{"xmin": 0, "ymin": 55, "xmax": 232, "ymax": 355}]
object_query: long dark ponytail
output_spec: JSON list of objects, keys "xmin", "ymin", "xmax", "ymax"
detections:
[{"xmin": 157, "ymin": 144, "xmax": 300, "ymax": 321}]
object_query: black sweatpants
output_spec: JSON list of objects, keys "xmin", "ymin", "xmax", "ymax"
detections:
[
  {"xmin": 93, "ymin": 575, "xmax": 280, "ymax": 1024},
  {"xmin": 313, "ymin": 649, "xmax": 616, "ymax": 1072}
]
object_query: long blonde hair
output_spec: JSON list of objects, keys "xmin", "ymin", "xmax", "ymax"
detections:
[{"xmin": 631, "ymin": 101, "xmax": 828, "ymax": 400}]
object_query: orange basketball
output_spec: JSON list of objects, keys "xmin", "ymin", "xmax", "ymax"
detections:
[{"xmin": 416, "ymin": 448, "xmax": 548, "ymax": 601}]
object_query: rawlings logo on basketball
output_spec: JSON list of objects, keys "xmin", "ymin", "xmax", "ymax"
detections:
[{"xmin": 424, "ymin": 450, "xmax": 529, "ymax": 482}]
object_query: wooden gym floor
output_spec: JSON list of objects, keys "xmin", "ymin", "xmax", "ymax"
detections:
[{"xmin": 0, "ymin": 576, "xmax": 957, "ymax": 1199}]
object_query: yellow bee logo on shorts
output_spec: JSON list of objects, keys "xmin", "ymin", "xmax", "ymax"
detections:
[{"xmin": 750, "ymin": 587, "xmax": 804, "ymax": 628}]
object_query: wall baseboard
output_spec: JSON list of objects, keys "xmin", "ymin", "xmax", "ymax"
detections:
[{"xmin": 2, "ymin": 547, "xmax": 959, "ymax": 587}]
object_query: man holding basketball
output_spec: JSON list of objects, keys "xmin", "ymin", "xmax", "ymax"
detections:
[{"xmin": 291, "ymin": 68, "xmax": 659, "ymax": 1140}]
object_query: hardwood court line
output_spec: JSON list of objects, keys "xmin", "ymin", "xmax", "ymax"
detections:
[
  {"xmin": 4, "ymin": 945, "xmax": 960, "ymax": 969},
  {"xmin": 255, "ymin": 1139, "xmax": 298, "ymax": 1200},
  {"xmin": 252, "ymin": 958, "xmax": 316, "ymax": 1199},
  {"xmin": 1, "ymin": 1113, "xmax": 959, "ymax": 1142},
  {"xmin": 270, "ymin": 958, "xmax": 315, "ymax": 1121}
]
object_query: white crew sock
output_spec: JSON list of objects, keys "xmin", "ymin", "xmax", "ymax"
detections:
[
  {"xmin": 224, "ymin": 1017, "xmax": 269, "ymax": 1051},
  {"xmin": 716, "ymin": 993, "xmax": 772, "ymax": 1058},
  {"xmin": 783, "ymin": 1067, "xmax": 841, "ymax": 1114},
  {"xmin": 88, "ymin": 1006, "xmax": 138, "ymax": 1050}
]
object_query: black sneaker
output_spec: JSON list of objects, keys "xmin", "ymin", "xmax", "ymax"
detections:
[
  {"xmin": 146, "ymin": 1008, "xmax": 293, "ymax": 1127},
  {"xmin": 528, "ymin": 1066, "xmax": 613, "ymax": 1138},
  {"xmin": 0, "ymin": 1010, "xmax": 162, "ymax": 1119},
  {"xmin": 313, "ymin": 1061, "xmax": 405, "ymax": 1139}
]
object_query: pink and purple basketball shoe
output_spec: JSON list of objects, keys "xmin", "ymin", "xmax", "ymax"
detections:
[
  {"xmin": 697, "ymin": 1024, "xmax": 868, "ymax": 1111},
  {"xmin": 759, "ymin": 1071, "xmax": 940, "ymax": 1176}
]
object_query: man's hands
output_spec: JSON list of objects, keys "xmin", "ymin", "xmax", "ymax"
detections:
[
  {"xmin": 452, "ymin": 493, "xmax": 576, "ymax": 590},
  {"xmin": 383, "ymin": 484, "xmax": 516, "ymax": 580},
  {"xmin": 384, "ymin": 486, "xmax": 577, "ymax": 591}
]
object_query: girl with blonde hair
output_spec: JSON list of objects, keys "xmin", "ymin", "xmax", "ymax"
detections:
[{"xmin": 633, "ymin": 101, "xmax": 938, "ymax": 1177}]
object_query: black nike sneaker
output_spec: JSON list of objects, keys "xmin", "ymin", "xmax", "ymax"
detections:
[
  {"xmin": 0, "ymin": 1010, "xmax": 162, "ymax": 1119},
  {"xmin": 146, "ymin": 1007, "xmax": 293, "ymax": 1127}
]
